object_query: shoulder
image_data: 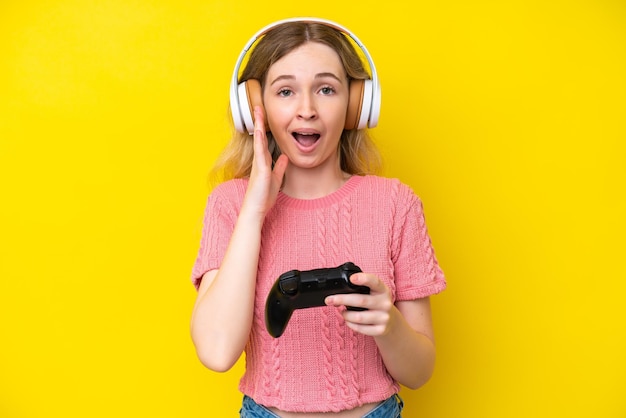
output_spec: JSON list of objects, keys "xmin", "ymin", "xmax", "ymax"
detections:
[
  {"xmin": 209, "ymin": 178, "xmax": 249, "ymax": 202},
  {"xmin": 358, "ymin": 174, "xmax": 410, "ymax": 190},
  {"xmin": 357, "ymin": 175, "xmax": 420, "ymax": 204},
  {"xmin": 203, "ymin": 178, "xmax": 249, "ymax": 215}
]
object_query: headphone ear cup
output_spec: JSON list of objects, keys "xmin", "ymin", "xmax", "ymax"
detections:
[
  {"xmin": 345, "ymin": 79, "xmax": 365, "ymax": 130},
  {"xmin": 345, "ymin": 79, "xmax": 374, "ymax": 130},
  {"xmin": 356, "ymin": 79, "xmax": 373, "ymax": 129},
  {"xmin": 235, "ymin": 79, "xmax": 265, "ymax": 134}
]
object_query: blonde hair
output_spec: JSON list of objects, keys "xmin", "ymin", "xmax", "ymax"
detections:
[{"xmin": 211, "ymin": 21, "xmax": 382, "ymax": 184}]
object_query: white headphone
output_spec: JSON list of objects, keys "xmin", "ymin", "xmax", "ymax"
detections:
[{"xmin": 229, "ymin": 17, "xmax": 381, "ymax": 134}]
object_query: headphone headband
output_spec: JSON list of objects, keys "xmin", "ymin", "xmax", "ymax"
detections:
[{"xmin": 230, "ymin": 17, "xmax": 381, "ymax": 134}]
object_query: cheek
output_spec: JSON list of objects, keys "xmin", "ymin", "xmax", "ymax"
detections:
[
  {"xmin": 265, "ymin": 112, "xmax": 281, "ymax": 135},
  {"xmin": 324, "ymin": 105, "xmax": 348, "ymax": 132},
  {"xmin": 321, "ymin": 97, "xmax": 349, "ymax": 122},
  {"xmin": 263, "ymin": 99, "xmax": 288, "ymax": 130},
  {"xmin": 264, "ymin": 106, "xmax": 291, "ymax": 146}
]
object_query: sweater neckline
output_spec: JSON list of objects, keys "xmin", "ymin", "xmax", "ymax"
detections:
[{"xmin": 275, "ymin": 175, "xmax": 365, "ymax": 209}]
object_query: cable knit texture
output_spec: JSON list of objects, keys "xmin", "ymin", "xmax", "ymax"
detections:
[{"xmin": 191, "ymin": 175, "xmax": 446, "ymax": 413}]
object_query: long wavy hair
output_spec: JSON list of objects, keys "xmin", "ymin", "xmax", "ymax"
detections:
[{"xmin": 211, "ymin": 21, "xmax": 382, "ymax": 183}]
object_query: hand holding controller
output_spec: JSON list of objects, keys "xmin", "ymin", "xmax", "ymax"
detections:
[{"xmin": 264, "ymin": 262, "xmax": 370, "ymax": 338}]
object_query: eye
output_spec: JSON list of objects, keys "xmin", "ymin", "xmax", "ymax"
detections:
[
  {"xmin": 320, "ymin": 86, "xmax": 335, "ymax": 95},
  {"xmin": 278, "ymin": 88, "xmax": 293, "ymax": 97}
]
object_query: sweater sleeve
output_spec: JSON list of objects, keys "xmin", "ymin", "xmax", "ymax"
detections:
[
  {"xmin": 391, "ymin": 185, "xmax": 446, "ymax": 300},
  {"xmin": 190, "ymin": 181, "xmax": 244, "ymax": 290}
]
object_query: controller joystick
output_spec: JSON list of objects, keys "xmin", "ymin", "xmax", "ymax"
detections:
[{"xmin": 264, "ymin": 262, "xmax": 370, "ymax": 338}]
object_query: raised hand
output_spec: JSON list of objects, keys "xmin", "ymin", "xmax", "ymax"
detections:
[{"xmin": 242, "ymin": 106, "xmax": 289, "ymax": 217}]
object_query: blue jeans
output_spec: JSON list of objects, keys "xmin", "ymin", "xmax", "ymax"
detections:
[{"xmin": 240, "ymin": 394, "xmax": 403, "ymax": 417}]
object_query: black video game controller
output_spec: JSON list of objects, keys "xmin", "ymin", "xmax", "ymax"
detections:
[{"xmin": 264, "ymin": 262, "xmax": 370, "ymax": 338}]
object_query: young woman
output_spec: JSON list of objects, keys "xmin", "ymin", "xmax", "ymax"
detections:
[{"xmin": 190, "ymin": 18, "xmax": 446, "ymax": 417}]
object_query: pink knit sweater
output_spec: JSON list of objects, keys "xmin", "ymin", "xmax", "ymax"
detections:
[{"xmin": 191, "ymin": 175, "xmax": 446, "ymax": 413}]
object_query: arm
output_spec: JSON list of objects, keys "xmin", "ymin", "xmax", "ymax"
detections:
[
  {"xmin": 325, "ymin": 274, "xmax": 436, "ymax": 389},
  {"xmin": 375, "ymin": 298, "xmax": 436, "ymax": 389},
  {"xmin": 189, "ymin": 209, "xmax": 264, "ymax": 372},
  {"xmin": 190, "ymin": 107, "xmax": 288, "ymax": 372}
]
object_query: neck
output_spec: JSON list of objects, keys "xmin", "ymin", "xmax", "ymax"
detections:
[{"xmin": 281, "ymin": 164, "xmax": 350, "ymax": 200}]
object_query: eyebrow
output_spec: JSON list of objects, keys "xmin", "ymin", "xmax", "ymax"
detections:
[{"xmin": 269, "ymin": 72, "xmax": 344, "ymax": 86}]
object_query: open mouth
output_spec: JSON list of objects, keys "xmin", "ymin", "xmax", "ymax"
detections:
[{"xmin": 292, "ymin": 132, "xmax": 320, "ymax": 147}]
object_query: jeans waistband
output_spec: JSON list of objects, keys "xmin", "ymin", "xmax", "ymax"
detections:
[{"xmin": 239, "ymin": 394, "xmax": 404, "ymax": 417}]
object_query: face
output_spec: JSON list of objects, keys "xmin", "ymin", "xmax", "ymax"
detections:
[{"xmin": 263, "ymin": 41, "xmax": 349, "ymax": 173}]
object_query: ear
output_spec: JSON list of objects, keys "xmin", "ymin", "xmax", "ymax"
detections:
[{"xmin": 345, "ymin": 79, "xmax": 365, "ymax": 130}]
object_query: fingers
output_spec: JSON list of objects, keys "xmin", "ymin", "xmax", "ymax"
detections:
[
  {"xmin": 327, "ymin": 287, "xmax": 393, "ymax": 337},
  {"xmin": 271, "ymin": 154, "xmax": 288, "ymax": 184},
  {"xmin": 253, "ymin": 105, "xmax": 266, "ymax": 135},
  {"xmin": 325, "ymin": 273, "xmax": 392, "ymax": 311},
  {"xmin": 252, "ymin": 106, "xmax": 288, "ymax": 182},
  {"xmin": 342, "ymin": 314, "xmax": 390, "ymax": 336},
  {"xmin": 251, "ymin": 106, "xmax": 276, "ymax": 182},
  {"xmin": 252, "ymin": 107, "xmax": 268, "ymax": 162},
  {"xmin": 324, "ymin": 272, "xmax": 394, "ymax": 335},
  {"xmin": 349, "ymin": 272, "xmax": 384, "ymax": 292},
  {"xmin": 245, "ymin": 106, "xmax": 287, "ymax": 215}
]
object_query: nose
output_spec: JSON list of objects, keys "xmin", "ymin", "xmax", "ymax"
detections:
[{"xmin": 297, "ymin": 92, "xmax": 317, "ymax": 120}]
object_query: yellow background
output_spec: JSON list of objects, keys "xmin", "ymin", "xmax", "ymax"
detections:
[{"xmin": 1, "ymin": 1, "xmax": 624, "ymax": 417}]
